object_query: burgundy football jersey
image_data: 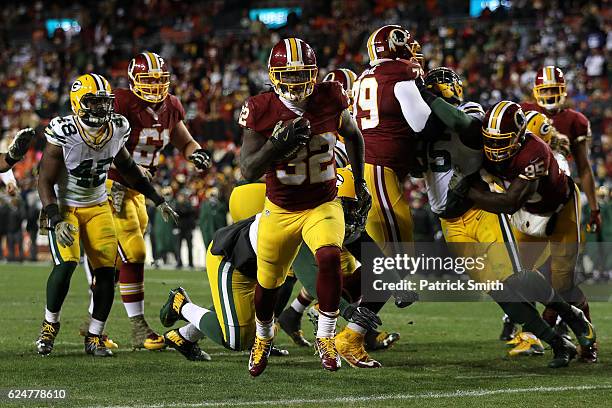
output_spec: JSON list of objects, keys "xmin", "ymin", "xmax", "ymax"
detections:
[
  {"xmin": 109, "ymin": 88, "xmax": 185, "ymax": 184},
  {"xmin": 354, "ymin": 59, "xmax": 423, "ymax": 179},
  {"xmin": 485, "ymin": 133, "xmax": 570, "ymax": 214},
  {"xmin": 520, "ymin": 102, "xmax": 591, "ymax": 147},
  {"xmin": 239, "ymin": 81, "xmax": 348, "ymax": 211}
]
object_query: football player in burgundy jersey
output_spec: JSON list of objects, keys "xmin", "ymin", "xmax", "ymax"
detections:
[
  {"xmin": 239, "ymin": 38, "xmax": 368, "ymax": 376},
  {"xmin": 463, "ymin": 101, "xmax": 597, "ymax": 363},
  {"xmin": 83, "ymin": 52, "xmax": 211, "ymax": 351},
  {"xmin": 353, "ymin": 25, "xmax": 432, "ymax": 256},
  {"xmin": 521, "ymin": 66, "xmax": 600, "ymax": 233}
]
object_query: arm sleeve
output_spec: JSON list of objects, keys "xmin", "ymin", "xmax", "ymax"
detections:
[
  {"xmin": 393, "ymin": 81, "xmax": 432, "ymax": 132},
  {"xmin": 0, "ymin": 169, "xmax": 16, "ymax": 185}
]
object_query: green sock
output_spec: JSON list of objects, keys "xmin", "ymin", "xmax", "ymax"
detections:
[
  {"xmin": 197, "ymin": 311, "xmax": 225, "ymax": 348},
  {"xmin": 46, "ymin": 262, "xmax": 77, "ymax": 313}
]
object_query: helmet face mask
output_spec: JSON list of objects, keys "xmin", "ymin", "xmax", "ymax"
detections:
[
  {"xmin": 424, "ymin": 67, "xmax": 463, "ymax": 105},
  {"xmin": 270, "ymin": 67, "xmax": 318, "ymax": 102},
  {"xmin": 78, "ymin": 93, "xmax": 114, "ymax": 126},
  {"xmin": 482, "ymin": 101, "xmax": 526, "ymax": 162},
  {"xmin": 268, "ymin": 38, "xmax": 318, "ymax": 102},
  {"xmin": 128, "ymin": 52, "xmax": 170, "ymax": 103},
  {"xmin": 409, "ymin": 40, "xmax": 424, "ymax": 67}
]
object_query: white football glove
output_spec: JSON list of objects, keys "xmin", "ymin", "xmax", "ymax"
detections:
[
  {"xmin": 55, "ymin": 222, "xmax": 77, "ymax": 248},
  {"xmin": 157, "ymin": 202, "xmax": 179, "ymax": 225}
]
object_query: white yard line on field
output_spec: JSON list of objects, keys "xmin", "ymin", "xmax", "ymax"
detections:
[{"xmin": 100, "ymin": 384, "xmax": 612, "ymax": 408}]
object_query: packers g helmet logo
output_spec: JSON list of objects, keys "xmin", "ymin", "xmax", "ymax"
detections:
[{"xmin": 71, "ymin": 80, "xmax": 82, "ymax": 92}]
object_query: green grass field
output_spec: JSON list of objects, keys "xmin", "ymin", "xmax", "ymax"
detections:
[{"xmin": 1, "ymin": 264, "xmax": 611, "ymax": 408}]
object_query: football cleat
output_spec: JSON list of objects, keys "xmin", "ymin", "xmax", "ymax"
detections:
[
  {"xmin": 548, "ymin": 336, "xmax": 577, "ymax": 368},
  {"xmin": 554, "ymin": 321, "xmax": 571, "ymax": 341},
  {"xmin": 277, "ymin": 307, "xmax": 312, "ymax": 347},
  {"xmin": 163, "ymin": 329, "xmax": 211, "ymax": 361},
  {"xmin": 365, "ymin": 329, "xmax": 400, "ymax": 351},
  {"xmin": 160, "ymin": 287, "xmax": 191, "ymax": 328},
  {"xmin": 248, "ymin": 335, "xmax": 273, "ymax": 377},
  {"xmin": 130, "ymin": 315, "xmax": 165, "ymax": 350},
  {"xmin": 335, "ymin": 327, "xmax": 381, "ymax": 369},
  {"xmin": 84, "ymin": 333, "xmax": 114, "ymax": 357},
  {"xmin": 507, "ymin": 332, "xmax": 545, "ymax": 357},
  {"xmin": 499, "ymin": 316, "xmax": 517, "ymax": 341},
  {"xmin": 36, "ymin": 320, "xmax": 60, "ymax": 356},
  {"xmin": 270, "ymin": 345, "xmax": 289, "ymax": 357},
  {"xmin": 78, "ymin": 316, "xmax": 118, "ymax": 349},
  {"xmin": 314, "ymin": 337, "xmax": 341, "ymax": 372},
  {"xmin": 564, "ymin": 306, "xmax": 596, "ymax": 348},
  {"xmin": 578, "ymin": 342, "xmax": 598, "ymax": 364}
]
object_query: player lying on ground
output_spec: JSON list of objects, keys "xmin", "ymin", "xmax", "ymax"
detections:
[
  {"xmin": 36, "ymin": 73, "xmax": 178, "ymax": 357},
  {"xmin": 158, "ymin": 168, "xmax": 384, "ymax": 367},
  {"xmin": 418, "ymin": 89, "xmax": 595, "ymax": 367}
]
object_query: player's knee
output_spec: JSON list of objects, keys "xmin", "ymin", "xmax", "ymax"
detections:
[
  {"xmin": 257, "ymin": 270, "xmax": 285, "ymax": 289},
  {"xmin": 315, "ymin": 246, "xmax": 342, "ymax": 274},
  {"xmin": 120, "ymin": 238, "xmax": 146, "ymax": 263}
]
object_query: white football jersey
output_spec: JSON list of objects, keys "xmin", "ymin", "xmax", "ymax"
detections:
[
  {"xmin": 424, "ymin": 101, "xmax": 485, "ymax": 215},
  {"xmin": 44, "ymin": 114, "xmax": 130, "ymax": 207}
]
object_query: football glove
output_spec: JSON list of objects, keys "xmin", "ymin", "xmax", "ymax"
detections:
[
  {"xmin": 550, "ymin": 133, "xmax": 571, "ymax": 158},
  {"xmin": 269, "ymin": 117, "xmax": 311, "ymax": 160},
  {"xmin": 188, "ymin": 149, "xmax": 212, "ymax": 170},
  {"xmin": 354, "ymin": 178, "xmax": 372, "ymax": 219},
  {"xmin": 342, "ymin": 305, "xmax": 382, "ymax": 332},
  {"xmin": 55, "ymin": 222, "xmax": 78, "ymax": 248},
  {"xmin": 586, "ymin": 209, "xmax": 601, "ymax": 233},
  {"xmin": 414, "ymin": 77, "xmax": 438, "ymax": 105},
  {"xmin": 110, "ymin": 182, "xmax": 127, "ymax": 214},
  {"xmin": 448, "ymin": 166, "xmax": 471, "ymax": 198},
  {"xmin": 157, "ymin": 201, "xmax": 179, "ymax": 225},
  {"xmin": 8, "ymin": 127, "xmax": 35, "ymax": 161}
]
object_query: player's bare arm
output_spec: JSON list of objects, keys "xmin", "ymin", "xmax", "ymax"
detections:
[
  {"xmin": 38, "ymin": 142, "xmax": 64, "ymax": 208},
  {"xmin": 240, "ymin": 128, "xmax": 276, "ymax": 181},
  {"xmin": 572, "ymin": 140, "xmax": 600, "ymax": 228},
  {"xmin": 467, "ymin": 177, "xmax": 538, "ymax": 214},
  {"xmin": 171, "ymin": 121, "xmax": 211, "ymax": 170}
]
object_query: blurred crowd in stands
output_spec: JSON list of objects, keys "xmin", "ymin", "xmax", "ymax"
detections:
[{"xmin": 0, "ymin": 0, "xmax": 609, "ymax": 268}]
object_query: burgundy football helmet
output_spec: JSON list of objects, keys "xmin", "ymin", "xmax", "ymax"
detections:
[
  {"xmin": 482, "ymin": 101, "xmax": 527, "ymax": 162},
  {"xmin": 366, "ymin": 25, "xmax": 417, "ymax": 66},
  {"xmin": 323, "ymin": 68, "xmax": 357, "ymax": 107},
  {"xmin": 128, "ymin": 52, "xmax": 170, "ymax": 103},
  {"xmin": 533, "ymin": 66, "xmax": 567, "ymax": 111},
  {"xmin": 268, "ymin": 38, "xmax": 318, "ymax": 101}
]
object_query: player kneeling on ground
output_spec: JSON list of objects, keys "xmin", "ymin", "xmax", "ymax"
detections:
[{"xmin": 36, "ymin": 74, "xmax": 178, "ymax": 357}]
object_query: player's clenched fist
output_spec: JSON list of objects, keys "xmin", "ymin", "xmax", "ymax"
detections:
[{"xmin": 269, "ymin": 117, "xmax": 311, "ymax": 160}]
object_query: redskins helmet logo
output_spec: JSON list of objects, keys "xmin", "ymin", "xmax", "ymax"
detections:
[
  {"xmin": 389, "ymin": 29, "xmax": 408, "ymax": 51},
  {"xmin": 71, "ymin": 80, "xmax": 82, "ymax": 92},
  {"xmin": 514, "ymin": 109, "xmax": 526, "ymax": 130}
]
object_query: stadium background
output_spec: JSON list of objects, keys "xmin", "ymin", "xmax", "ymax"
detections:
[{"xmin": 0, "ymin": 0, "xmax": 609, "ymax": 270}]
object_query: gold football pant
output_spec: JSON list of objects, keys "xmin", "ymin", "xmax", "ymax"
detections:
[
  {"xmin": 229, "ymin": 182, "xmax": 266, "ymax": 222},
  {"xmin": 49, "ymin": 202, "xmax": 118, "ymax": 269},
  {"xmin": 441, "ymin": 207, "xmax": 521, "ymax": 282},
  {"xmin": 257, "ymin": 198, "xmax": 345, "ymax": 289},
  {"xmin": 513, "ymin": 189, "xmax": 581, "ymax": 292},
  {"xmin": 106, "ymin": 180, "xmax": 148, "ymax": 264},
  {"xmin": 206, "ymin": 244, "xmax": 256, "ymax": 351},
  {"xmin": 364, "ymin": 164, "xmax": 413, "ymax": 256}
]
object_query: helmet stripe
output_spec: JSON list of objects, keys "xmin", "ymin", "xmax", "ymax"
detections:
[
  {"xmin": 341, "ymin": 69, "xmax": 351, "ymax": 89},
  {"xmin": 289, "ymin": 38, "xmax": 298, "ymax": 62},
  {"xmin": 367, "ymin": 28, "xmax": 382, "ymax": 62},
  {"xmin": 295, "ymin": 38, "xmax": 303, "ymax": 62},
  {"xmin": 142, "ymin": 52, "xmax": 154, "ymax": 70},
  {"xmin": 488, "ymin": 101, "xmax": 509, "ymax": 131},
  {"xmin": 90, "ymin": 74, "xmax": 104, "ymax": 92},
  {"xmin": 284, "ymin": 39, "xmax": 291, "ymax": 63},
  {"xmin": 147, "ymin": 52, "xmax": 158, "ymax": 70}
]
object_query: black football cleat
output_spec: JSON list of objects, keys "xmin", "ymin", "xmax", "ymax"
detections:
[
  {"xmin": 365, "ymin": 329, "xmax": 400, "ymax": 351},
  {"xmin": 164, "ymin": 329, "xmax": 211, "ymax": 361},
  {"xmin": 36, "ymin": 320, "xmax": 60, "ymax": 356},
  {"xmin": 499, "ymin": 316, "xmax": 517, "ymax": 341},
  {"xmin": 579, "ymin": 342, "xmax": 598, "ymax": 363},
  {"xmin": 160, "ymin": 287, "xmax": 191, "ymax": 328},
  {"xmin": 270, "ymin": 345, "xmax": 289, "ymax": 357},
  {"xmin": 548, "ymin": 336, "xmax": 577, "ymax": 368},
  {"xmin": 563, "ymin": 306, "xmax": 596, "ymax": 348},
  {"xmin": 278, "ymin": 307, "xmax": 312, "ymax": 347}
]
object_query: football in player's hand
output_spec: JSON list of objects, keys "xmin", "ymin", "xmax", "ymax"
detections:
[{"xmin": 270, "ymin": 117, "xmax": 311, "ymax": 160}]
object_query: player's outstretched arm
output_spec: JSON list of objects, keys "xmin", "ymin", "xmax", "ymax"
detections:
[
  {"xmin": 113, "ymin": 147, "xmax": 178, "ymax": 224},
  {"xmin": 466, "ymin": 177, "xmax": 537, "ymax": 214},
  {"xmin": 239, "ymin": 128, "xmax": 277, "ymax": 181},
  {"xmin": 171, "ymin": 121, "xmax": 211, "ymax": 170}
]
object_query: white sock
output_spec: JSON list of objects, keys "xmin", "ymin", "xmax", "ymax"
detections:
[
  {"xmin": 123, "ymin": 301, "xmax": 144, "ymax": 318},
  {"xmin": 316, "ymin": 311, "xmax": 338, "ymax": 338},
  {"xmin": 178, "ymin": 324, "xmax": 205, "ymax": 342},
  {"xmin": 255, "ymin": 318, "xmax": 274, "ymax": 339},
  {"xmin": 181, "ymin": 303, "xmax": 209, "ymax": 326},
  {"xmin": 45, "ymin": 308, "xmax": 60, "ymax": 323},
  {"xmin": 347, "ymin": 322, "xmax": 367, "ymax": 335},
  {"xmin": 88, "ymin": 318, "xmax": 105, "ymax": 335},
  {"xmin": 290, "ymin": 298, "xmax": 306, "ymax": 314}
]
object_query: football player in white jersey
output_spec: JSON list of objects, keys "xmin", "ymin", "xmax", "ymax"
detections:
[
  {"xmin": 36, "ymin": 74, "xmax": 178, "ymax": 357},
  {"xmin": 417, "ymin": 67, "xmax": 594, "ymax": 368}
]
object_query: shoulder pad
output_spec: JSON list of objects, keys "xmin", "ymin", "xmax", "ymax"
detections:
[
  {"xmin": 45, "ymin": 115, "xmax": 75, "ymax": 146},
  {"xmin": 458, "ymin": 101, "xmax": 485, "ymax": 120},
  {"xmin": 111, "ymin": 114, "xmax": 131, "ymax": 140}
]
